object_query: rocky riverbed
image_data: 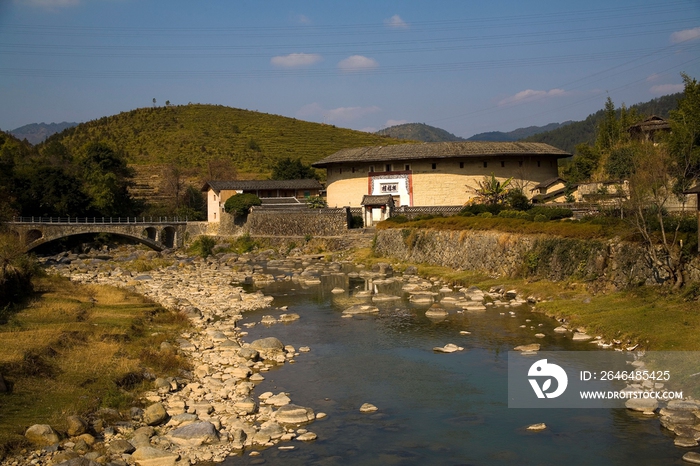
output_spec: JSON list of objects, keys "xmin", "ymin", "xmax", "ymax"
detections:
[{"xmin": 5, "ymin": 244, "xmax": 700, "ymax": 465}]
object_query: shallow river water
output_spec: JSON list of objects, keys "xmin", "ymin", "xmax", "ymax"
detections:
[{"xmin": 223, "ymin": 272, "xmax": 680, "ymax": 466}]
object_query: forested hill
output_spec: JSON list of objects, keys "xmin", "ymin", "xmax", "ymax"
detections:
[
  {"xmin": 467, "ymin": 122, "xmax": 569, "ymax": 142},
  {"xmin": 376, "ymin": 123, "xmax": 464, "ymax": 142},
  {"xmin": 47, "ymin": 104, "xmax": 409, "ymax": 178},
  {"xmin": 523, "ymin": 93, "xmax": 683, "ymax": 153}
]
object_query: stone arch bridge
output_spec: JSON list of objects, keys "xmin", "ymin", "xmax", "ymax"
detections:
[{"xmin": 8, "ymin": 217, "xmax": 189, "ymax": 251}]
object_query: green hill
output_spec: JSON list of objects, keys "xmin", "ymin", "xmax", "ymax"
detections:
[
  {"xmin": 468, "ymin": 122, "xmax": 570, "ymax": 142},
  {"xmin": 376, "ymin": 123, "xmax": 463, "ymax": 142},
  {"xmin": 48, "ymin": 104, "xmax": 408, "ymax": 179},
  {"xmin": 523, "ymin": 93, "xmax": 682, "ymax": 153}
]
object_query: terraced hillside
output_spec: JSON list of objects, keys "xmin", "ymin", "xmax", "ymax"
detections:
[{"xmin": 49, "ymin": 104, "xmax": 410, "ymax": 179}]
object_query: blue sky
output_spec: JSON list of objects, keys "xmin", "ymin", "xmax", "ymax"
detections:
[{"xmin": 1, "ymin": 0, "xmax": 699, "ymax": 138}]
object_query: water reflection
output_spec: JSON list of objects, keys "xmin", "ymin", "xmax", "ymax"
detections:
[{"xmin": 223, "ymin": 263, "xmax": 680, "ymax": 466}]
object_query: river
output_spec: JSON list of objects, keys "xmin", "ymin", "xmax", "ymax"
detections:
[{"xmin": 221, "ymin": 270, "xmax": 679, "ymax": 466}]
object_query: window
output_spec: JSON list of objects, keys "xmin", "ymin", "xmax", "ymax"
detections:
[
  {"xmin": 339, "ymin": 168, "xmax": 342, "ymax": 174},
  {"xmin": 483, "ymin": 161, "xmax": 488, "ymax": 168},
  {"xmin": 304, "ymin": 191, "xmax": 310, "ymax": 197},
  {"xmin": 537, "ymin": 161, "xmax": 541, "ymax": 167},
  {"xmin": 459, "ymin": 162, "xmax": 464, "ymax": 169},
  {"xmin": 500, "ymin": 161, "xmax": 505, "ymax": 167},
  {"xmin": 352, "ymin": 167, "xmax": 355, "ymax": 173},
  {"xmin": 432, "ymin": 163, "xmax": 437, "ymax": 170},
  {"xmin": 519, "ymin": 161, "xmax": 523, "ymax": 167},
  {"xmin": 369, "ymin": 166, "xmax": 375, "ymax": 172},
  {"xmin": 385, "ymin": 164, "xmax": 391, "ymax": 172},
  {"xmin": 405, "ymin": 164, "xmax": 411, "ymax": 171}
]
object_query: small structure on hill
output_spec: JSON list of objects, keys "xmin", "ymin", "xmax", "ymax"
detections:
[
  {"xmin": 201, "ymin": 179, "xmax": 322, "ymax": 222},
  {"xmin": 530, "ymin": 177, "xmax": 572, "ymax": 203},
  {"xmin": 627, "ymin": 116, "xmax": 671, "ymax": 143}
]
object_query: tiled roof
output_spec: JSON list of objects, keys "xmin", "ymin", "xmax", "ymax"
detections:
[
  {"xmin": 202, "ymin": 179, "xmax": 322, "ymax": 192},
  {"xmin": 532, "ymin": 177, "xmax": 567, "ymax": 190},
  {"xmin": 312, "ymin": 141, "xmax": 570, "ymax": 168},
  {"xmin": 683, "ymin": 185, "xmax": 700, "ymax": 194},
  {"xmin": 361, "ymin": 195, "xmax": 395, "ymax": 206}
]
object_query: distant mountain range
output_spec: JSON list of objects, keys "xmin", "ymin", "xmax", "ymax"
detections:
[
  {"xmin": 376, "ymin": 123, "xmax": 465, "ymax": 142},
  {"xmin": 376, "ymin": 121, "xmax": 571, "ymax": 143},
  {"xmin": 376, "ymin": 92, "xmax": 683, "ymax": 153},
  {"xmin": 9, "ymin": 122, "xmax": 78, "ymax": 145}
]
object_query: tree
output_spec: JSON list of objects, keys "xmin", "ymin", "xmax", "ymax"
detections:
[
  {"xmin": 224, "ymin": 193, "xmax": 261, "ymax": 217},
  {"xmin": 271, "ymin": 157, "xmax": 318, "ymax": 180},
  {"xmin": 627, "ymin": 144, "xmax": 687, "ymax": 289},
  {"xmin": 205, "ymin": 156, "xmax": 237, "ymax": 181},
  {"xmin": 667, "ymin": 73, "xmax": 700, "ymax": 194},
  {"xmin": 562, "ymin": 144, "xmax": 601, "ymax": 182},
  {"xmin": 79, "ymin": 142, "xmax": 137, "ymax": 216},
  {"xmin": 14, "ymin": 166, "xmax": 91, "ymax": 217},
  {"xmin": 152, "ymin": 98, "xmax": 156, "ymax": 107},
  {"xmin": 469, "ymin": 173, "xmax": 512, "ymax": 205}
]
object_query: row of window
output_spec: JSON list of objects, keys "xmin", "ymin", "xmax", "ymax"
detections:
[{"xmin": 334, "ymin": 160, "xmax": 548, "ymax": 175}]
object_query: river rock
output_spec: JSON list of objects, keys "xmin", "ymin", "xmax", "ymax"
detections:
[
  {"xmin": 109, "ymin": 439, "xmax": 136, "ymax": 454},
  {"xmin": 279, "ymin": 313, "xmax": 300, "ymax": 322},
  {"xmin": 143, "ymin": 402, "xmax": 168, "ymax": 426},
  {"xmin": 25, "ymin": 424, "xmax": 60, "ymax": 446},
  {"xmin": 296, "ymin": 432, "xmax": 317, "ymax": 441},
  {"xmin": 343, "ymin": 304, "xmax": 379, "ymax": 315},
  {"xmin": 526, "ymin": 423, "xmax": 547, "ymax": 431},
  {"xmin": 250, "ymin": 337, "xmax": 284, "ymax": 351},
  {"xmin": 433, "ymin": 344, "xmax": 464, "ymax": 353},
  {"xmin": 425, "ymin": 304, "xmax": 448, "ymax": 318},
  {"xmin": 675, "ymin": 436, "xmax": 699, "ymax": 448},
  {"xmin": 54, "ymin": 458, "xmax": 100, "ymax": 466},
  {"xmin": 66, "ymin": 415, "xmax": 88, "ymax": 436},
  {"xmin": 683, "ymin": 452, "xmax": 700, "ymax": 464},
  {"xmin": 553, "ymin": 326, "xmax": 569, "ymax": 333},
  {"xmin": 572, "ymin": 332, "xmax": 593, "ymax": 341},
  {"xmin": 625, "ymin": 398, "xmax": 658, "ymax": 414},
  {"xmin": 331, "ymin": 287, "xmax": 345, "ymax": 293},
  {"xmin": 274, "ymin": 404, "xmax": 316, "ymax": 424},
  {"xmin": 360, "ymin": 403, "xmax": 378, "ymax": 413},
  {"xmin": 131, "ymin": 446, "xmax": 179, "ymax": 466},
  {"xmin": 668, "ymin": 400, "xmax": 700, "ymax": 411},
  {"xmin": 514, "ymin": 344, "xmax": 540, "ymax": 352},
  {"xmin": 266, "ymin": 393, "xmax": 291, "ymax": 407},
  {"xmin": 167, "ymin": 421, "xmax": 220, "ymax": 447}
]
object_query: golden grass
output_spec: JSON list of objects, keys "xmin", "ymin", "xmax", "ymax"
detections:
[{"xmin": 0, "ymin": 275, "xmax": 191, "ymax": 456}]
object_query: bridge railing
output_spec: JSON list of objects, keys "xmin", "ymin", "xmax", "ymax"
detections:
[{"xmin": 11, "ymin": 216, "xmax": 189, "ymax": 224}]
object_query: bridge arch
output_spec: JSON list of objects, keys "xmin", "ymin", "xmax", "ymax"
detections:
[
  {"xmin": 25, "ymin": 229, "xmax": 43, "ymax": 245},
  {"xmin": 161, "ymin": 226, "xmax": 176, "ymax": 249},
  {"xmin": 143, "ymin": 227, "xmax": 158, "ymax": 241},
  {"xmin": 24, "ymin": 231, "xmax": 165, "ymax": 252}
]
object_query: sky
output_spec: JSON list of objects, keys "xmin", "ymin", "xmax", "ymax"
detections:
[{"xmin": 1, "ymin": 0, "xmax": 699, "ymax": 138}]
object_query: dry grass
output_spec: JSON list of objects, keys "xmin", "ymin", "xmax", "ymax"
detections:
[{"xmin": 0, "ymin": 275, "xmax": 191, "ymax": 456}]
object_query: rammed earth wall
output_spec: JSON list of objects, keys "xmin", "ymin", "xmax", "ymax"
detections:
[{"xmin": 373, "ymin": 229, "xmax": 700, "ymax": 288}]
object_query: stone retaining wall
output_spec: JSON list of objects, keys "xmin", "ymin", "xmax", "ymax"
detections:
[
  {"xmin": 246, "ymin": 208, "xmax": 349, "ymax": 236},
  {"xmin": 373, "ymin": 228, "xmax": 700, "ymax": 288}
]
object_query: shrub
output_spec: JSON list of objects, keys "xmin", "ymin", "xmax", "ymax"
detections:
[
  {"xmin": 533, "ymin": 214, "xmax": 548, "ymax": 222},
  {"xmin": 384, "ymin": 215, "xmax": 409, "ymax": 224},
  {"xmin": 528, "ymin": 206, "xmax": 573, "ymax": 220},
  {"xmin": 460, "ymin": 203, "xmax": 503, "ymax": 216},
  {"xmin": 506, "ymin": 189, "xmax": 531, "ymax": 211},
  {"xmin": 190, "ymin": 236, "xmax": 216, "ymax": 258},
  {"xmin": 306, "ymin": 196, "xmax": 327, "ymax": 209},
  {"xmin": 224, "ymin": 194, "xmax": 261, "ymax": 217},
  {"xmin": 349, "ymin": 215, "xmax": 364, "ymax": 228},
  {"xmin": 478, "ymin": 212, "xmax": 493, "ymax": 218},
  {"xmin": 232, "ymin": 233, "xmax": 257, "ymax": 253}
]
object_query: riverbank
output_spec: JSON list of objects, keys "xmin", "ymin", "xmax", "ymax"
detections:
[{"xmin": 3, "ymin": 238, "xmax": 700, "ymax": 465}]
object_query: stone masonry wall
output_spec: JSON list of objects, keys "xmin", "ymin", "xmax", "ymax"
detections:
[
  {"xmin": 245, "ymin": 209, "xmax": 349, "ymax": 236},
  {"xmin": 373, "ymin": 228, "xmax": 700, "ymax": 288}
]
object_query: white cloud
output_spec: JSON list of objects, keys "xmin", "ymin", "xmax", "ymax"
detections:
[
  {"xmin": 498, "ymin": 88, "xmax": 567, "ymax": 106},
  {"xmin": 671, "ymin": 27, "xmax": 700, "ymax": 44},
  {"xmin": 297, "ymin": 102, "xmax": 381, "ymax": 122},
  {"xmin": 384, "ymin": 14, "xmax": 408, "ymax": 29},
  {"xmin": 386, "ymin": 119, "xmax": 409, "ymax": 127},
  {"xmin": 338, "ymin": 55, "xmax": 379, "ymax": 72},
  {"xmin": 19, "ymin": 0, "xmax": 79, "ymax": 8},
  {"xmin": 646, "ymin": 73, "xmax": 661, "ymax": 82},
  {"xmin": 650, "ymin": 83, "xmax": 684, "ymax": 95},
  {"xmin": 270, "ymin": 53, "xmax": 322, "ymax": 68},
  {"xmin": 296, "ymin": 14, "xmax": 311, "ymax": 25}
]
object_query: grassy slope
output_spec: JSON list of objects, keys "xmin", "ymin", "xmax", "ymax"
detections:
[
  {"xmin": 51, "ymin": 104, "xmax": 410, "ymax": 178},
  {"xmin": 0, "ymin": 275, "xmax": 190, "ymax": 455}
]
